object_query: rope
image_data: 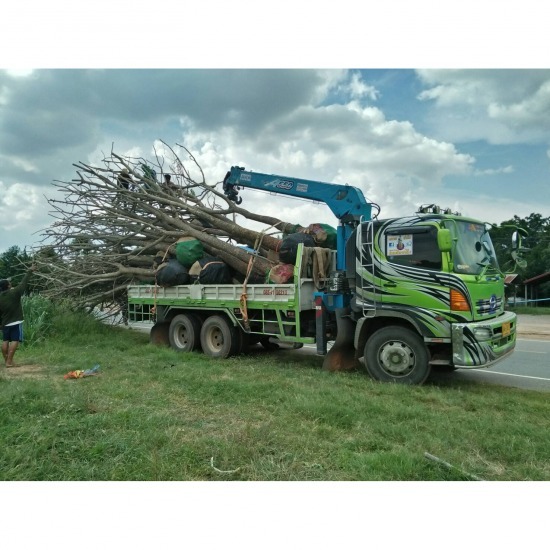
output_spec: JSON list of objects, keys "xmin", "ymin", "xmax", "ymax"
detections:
[
  {"xmin": 312, "ymin": 247, "xmax": 330, "ymax": 290},
  {"xmin": 302, "ymin": 247, "xmax": 330, "ymax": 290},
  {"xmin": 239, "ymin": 229, "xmax": 269, "ymax": 331},
  {"xmin": 301, "ymin": 246, "xmax": 313, "ymax": 278},
  {"xmin": 200, "ymin": 261, "xmax": 224, "ymax": 270}
]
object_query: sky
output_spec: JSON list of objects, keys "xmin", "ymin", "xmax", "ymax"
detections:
[
  {"xmin": 1, "ymin": 2, "xmax": 549, "ymax": 256},
  {"xmin": 2, "ymin": 66, "xmax": 549, "ymax": 254}
]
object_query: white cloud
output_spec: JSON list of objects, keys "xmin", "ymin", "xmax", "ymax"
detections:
[
  {"xmin": 346, "ymin": 72, "xmax": 379, "ymax": 101},
  {"xmin": 174, "ymin": 95, "xmax": 474, "ymax": 226},
  {"xmin": 421, "ymin": 186, "xmax": 547, "ymax": 226},
  {"xmin": 1, "ymin": 155, "xmax": 39, "ymax": 173},
  {"xmin": 0, "ymin": 182, "xmax": 45, "ymax": 230},
  {"xmin": 488, "ymin": 80, "xmax": 550, "ymax": 129},
  {"xmin": 2, "ymin": 68, "xmax": 544, "ymax": 252},
  {"xmin": 474, "ymin": 165, "xmax": 514, "ymax": 176},
  {"xmin": 416, "ymin": 69, "xmax": 550, "ymax": 144}
]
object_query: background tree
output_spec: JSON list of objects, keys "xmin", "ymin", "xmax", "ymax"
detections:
[
  {"xmin": 491, "ymin": 213, "xmax": 550, "ymax": 302},
  {"xmin": 0, "ymin": 245, "xmax": 33, "ymax": 285}
]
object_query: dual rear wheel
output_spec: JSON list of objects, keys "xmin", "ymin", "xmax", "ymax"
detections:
[
  {"xmin": 168, "ymin": 314, "xmax": 201, "ymax": 352},
  {"xmin": 167, "ymin": 314, "xmax": 432, "ymax": 384},
  {"xmin": 199, "ymin": 315, "xmax": 240, "ymax": 358},
  {"xmin": 168, "ymin": 313, "xmax": 240, "ymax": 358}
]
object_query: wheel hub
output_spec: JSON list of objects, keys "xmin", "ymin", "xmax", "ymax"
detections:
[
  {"xmin": 176, "ymin": 327, "xmax": 189, "ymax": 345},
  {"xmin": 210, "ymin": 328, "xmax": 223, "ymax": 349},
  {"xmin": 379, "ymin": 341, "xmax": 415, "ymax": 375}
]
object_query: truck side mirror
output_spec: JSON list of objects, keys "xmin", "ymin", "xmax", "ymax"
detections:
[
  {"xmin": 437, "ymin": 229, "xmax": 452, "ymax": 252},
  {"xmin": 511, "ymin": 227, "xmax": 528, "ymax": 250},
  {"xmin": 512, "ymin": 231, "xmax": 519, "ymax": 250}
]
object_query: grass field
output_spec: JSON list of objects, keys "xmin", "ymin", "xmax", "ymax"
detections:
[{"xmin": 1, "ymin": 298, "xmax": 549, "ymax": 481}]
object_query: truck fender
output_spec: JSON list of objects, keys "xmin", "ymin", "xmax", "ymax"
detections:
[{"xmin": 354, "ymin": 311, "xmax": 425, "ymax": 353}]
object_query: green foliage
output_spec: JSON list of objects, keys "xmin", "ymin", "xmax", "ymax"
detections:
[
  {"xmin": 1, "ymin": 317, "xmax": 549, "ymax": 481},
  {"xmin": 491, "ymin": 213, "xmax": 550, "ymax": 299},
  {"xmin": 21, "ymin": 295, "xmax": 113, "ymax": 348},
  {"xmin": 0, "ymin": 246, "xmax": 32, "ymax": 285},
  {"xmin": 21, "ymin": 295, "xmax": 57, "ymax": 347}
]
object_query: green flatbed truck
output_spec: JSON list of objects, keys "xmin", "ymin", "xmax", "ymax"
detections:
[{"xmin": 127, "ymin": 167, "xmax": 525, "ymax": 385}]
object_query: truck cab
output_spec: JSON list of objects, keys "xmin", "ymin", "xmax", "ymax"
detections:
[
  {"xmin": 127, "ymin": 167, "xmax": 524, "ymax": 386},
  {"xmin": 346, "ymin": 213, "xmax": 516, "ymax": 383}
]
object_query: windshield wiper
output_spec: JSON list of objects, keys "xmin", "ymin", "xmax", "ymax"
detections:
[{"xmin": 475, "ymin": 259, "xmax": 499, "ymax": 280}]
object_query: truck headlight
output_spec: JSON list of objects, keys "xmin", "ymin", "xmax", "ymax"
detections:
[{"xmin": 473, "ymin": 327, "xmax": 492, "ymax": 341}]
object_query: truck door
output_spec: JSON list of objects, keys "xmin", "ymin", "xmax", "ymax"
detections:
[{"xmin": 378, "ymin": 224, "xmax": 452, "ymax": 331}]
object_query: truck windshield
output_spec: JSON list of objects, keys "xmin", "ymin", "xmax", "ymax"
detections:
[{"xmin": 448, "ymin": 220, "xmax": 500, "ymax": 275}]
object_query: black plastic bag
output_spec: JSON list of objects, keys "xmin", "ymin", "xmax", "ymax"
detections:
[
  {"xmin": 279, "ymin": 233, "xmax": 315, "ymax": 265},
  {"xmin": 156, "ymin": 258, "xmax": 190, "ymax": 286},
  {"xmin": 192, "ymin": 255, "xmax": 233, "ymax": 284}
]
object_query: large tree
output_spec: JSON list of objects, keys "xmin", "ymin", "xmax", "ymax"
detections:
[{"xmin": 33, "ymin": 142, "xmax": 298, "ymax": 316}]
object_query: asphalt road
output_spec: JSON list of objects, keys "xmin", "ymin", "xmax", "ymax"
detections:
[
  {"xmin": 299, "ymin": 333, "xmax": 550, "ymax": 392},
  {"xmin": 428, "ymin": 337, "xmax": 550, "ymax": 392}
]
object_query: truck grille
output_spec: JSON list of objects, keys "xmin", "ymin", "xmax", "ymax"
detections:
[{"xmin": 475, "ymin": 296, "xmax": 502, "ymax": 315}]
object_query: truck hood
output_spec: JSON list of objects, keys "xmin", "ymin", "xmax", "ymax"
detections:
[{"xmin": 465, "ymin": 277, "xmax": 505, "ymax": 322}]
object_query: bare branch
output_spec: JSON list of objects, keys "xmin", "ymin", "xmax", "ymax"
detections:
[{"xmin": 34, "ymin": 143, "xmax": 295, "ymax": 318}]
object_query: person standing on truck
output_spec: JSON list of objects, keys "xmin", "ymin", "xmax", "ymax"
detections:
[
  {"xmin": 161, "ymin": 174, "xmax": 176, "ymax": 194},
  {"xmin": 117, "ymin": 168, "xmax": 133, "ymax": 191},
  {"xmin": 0, "ymin": 264, "xmax": 36, "ymax": 368},
  {"xmin": 116, "ymin": 168, "xmax": 132, "ymax": 207}
]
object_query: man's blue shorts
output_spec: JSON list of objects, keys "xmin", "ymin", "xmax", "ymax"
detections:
[{"xmin": 2, "ymin": 323, "xmax": 23, "ymax": 342}]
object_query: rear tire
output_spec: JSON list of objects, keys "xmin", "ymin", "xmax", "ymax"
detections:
[
  {"xmin": 235, "ymin": 328, "xmax": 251, "ymax": 355},
  {"xmin": 365, "ymin": 326, "xmax": 431, "ymax": 385},
  {"xmin": 200, "ymin": 315, "xmax": 239, "ymax": 358},
  {"xmin": 168, "ymin": 314, "xmax": 201, "ymax": 352}
]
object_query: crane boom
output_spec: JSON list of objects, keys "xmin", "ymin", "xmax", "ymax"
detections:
[{"xmin": 223, "ymin": 166, "xmax": 373, "ymax": 224}]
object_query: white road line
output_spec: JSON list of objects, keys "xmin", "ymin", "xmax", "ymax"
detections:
[{"xmin": 470, "ymin": 370, "xmax": 550, "ymax": 382}]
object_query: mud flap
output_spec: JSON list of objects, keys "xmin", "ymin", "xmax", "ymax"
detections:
[
  {"xmin": 322, "ymin": 308, "xmax": 361, "ymax": 372},
  {"xmin": 149, "ymin": 321, "xmax": 170, "ymax": 346}
]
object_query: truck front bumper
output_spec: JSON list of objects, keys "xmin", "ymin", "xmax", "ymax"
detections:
[{"xmin": 451, "ymin": 311, "xmax": 517, "ymax": 369}]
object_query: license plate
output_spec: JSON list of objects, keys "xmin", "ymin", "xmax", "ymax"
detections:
[{"xmin": 502, "ymin": 322, "xmax": 511, "ymax": 337}]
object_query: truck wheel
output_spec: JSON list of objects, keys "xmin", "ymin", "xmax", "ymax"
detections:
[
  {"xmin": 200, "ymin": 315, "xmax": 239, "ymax": 358},
  {"xmin": 168, "ymin": 314, "xmax": 201, "ymax": 352},
  {"xmin": 365, "ymin": 326, "xmax": 431, "ymax": 384}
]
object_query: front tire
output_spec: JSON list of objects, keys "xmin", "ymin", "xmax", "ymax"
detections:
[
  {"xmin": 365, "ymin": 326, "xmax": 431, "ymax": 385},
  {"xmin": 168, "ymin": 314, "xmax": 201, "ymax": 352},
  {"xmin": 200, "ymin": 315, "xmax": 239, "ymax": 358}
]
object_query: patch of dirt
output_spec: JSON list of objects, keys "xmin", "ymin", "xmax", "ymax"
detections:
[{"xmin": 3, "ymin": 363, "xmax": 48, "ymax": 379}]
